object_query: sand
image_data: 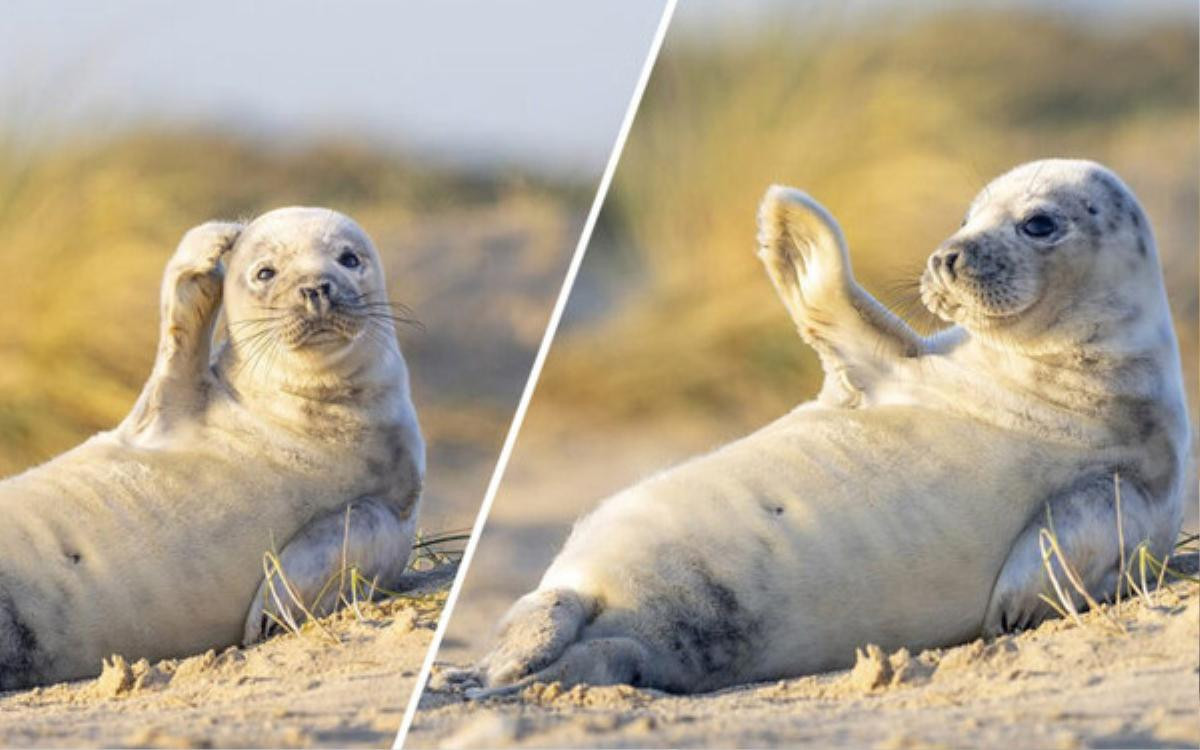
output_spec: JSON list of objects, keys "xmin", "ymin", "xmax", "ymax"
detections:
[
  {"xmin": 0, "ymin": 564, "xmax": 454, "ymax": 749},
  {"xmin": 410, "ymin": 575, "xmax": 1199, "ymax": 749}
]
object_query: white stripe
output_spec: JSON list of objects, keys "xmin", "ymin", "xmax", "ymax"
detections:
[{"xmin": 392, "ymin": 1, "xmax": 679, "ymax": 745}]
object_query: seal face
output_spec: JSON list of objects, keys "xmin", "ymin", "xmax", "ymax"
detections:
[
  {"xmin": 0, "ymin": 206, "xmax": 424, "ymax": 688},
  {"xmin": 227, "ymin": 208, "xmax": 384, "ymax": 352},
  {"xmin": 444, "ymin": 159, "xmax": 1188, "ymax": 698},
  {"xmin": 920, "ymin": 160, "xmax": 1155, "ymax": 345}
]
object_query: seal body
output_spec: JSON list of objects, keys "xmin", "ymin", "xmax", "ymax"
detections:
[
  {"xmin": 0, "ymin": 207, "xmax": 423, "ymax": 688},
  {"xmin": 453, "ymin": 159, "xmax": 1188, "ymax": 695}
]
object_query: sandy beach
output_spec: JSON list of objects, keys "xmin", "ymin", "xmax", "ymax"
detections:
[
  {"xmin": 411, "ymin": 572, "xmax": 1199, "ymax": 749},
  {"xmin": 0, "ymin": 565, "xmax": 454, "ymax": 749}
]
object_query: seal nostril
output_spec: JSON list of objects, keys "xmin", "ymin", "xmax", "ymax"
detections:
[
  {"xmin": 944, "ymin": 251, "xmax": 959, "ymax": 279},
  {"xmin": 298, "ymin": 281, "xmax": 335, "ymax": 311}
]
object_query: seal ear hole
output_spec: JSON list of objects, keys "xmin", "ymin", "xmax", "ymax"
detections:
[{"xmin": 64, "ymin": 552, "xmax": 82, "ymax": 565}]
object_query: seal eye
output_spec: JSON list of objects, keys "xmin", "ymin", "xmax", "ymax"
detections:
[
  {"xmin": 255, "ymin": 267, "xmax": 276, "ymax": 282},
  {"xmin": 338, "ymin": 251, "xmax": 360, "ymax": 269},
  {"xmin": 1020, "ymin": 214, "xmax": 1058, "ymax": 239}
]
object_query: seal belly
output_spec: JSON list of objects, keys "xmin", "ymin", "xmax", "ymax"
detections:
[
  {"xmin": 0, "ymin": 426, "xmax": 347, "ymax": 684},
  {"xmin": 544, "ymin": 404, "xmax": 1076, "ymax": 688}
]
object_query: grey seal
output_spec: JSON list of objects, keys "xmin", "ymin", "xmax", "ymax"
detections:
[
  {"xmin": 0, "ymin": 207, "xmax": 424, "ymax": 688},
  {"xmin": 445, "ymin": 159, "xmax": 1188, "ymax": 696}
]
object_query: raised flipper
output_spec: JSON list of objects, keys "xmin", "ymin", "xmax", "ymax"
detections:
[
  {"xmin": 123, "ymin": 221, "xmax": 243, "ymax": 442},
  {"xmin": 757, "ymin": 186, "xmax": 926, "ymax": 406},
  {"xmin": 242, "ymin": 496, "xmax": 416, "ymax": 643}
]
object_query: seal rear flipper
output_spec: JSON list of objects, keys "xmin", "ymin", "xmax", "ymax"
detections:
[
  {"xmin": 473, "ymin": 587, "xmax": 594, "ymax": 688},
  {"xmin": 459, "ymin": 635, "xmax": 657, "ymax": 701}
]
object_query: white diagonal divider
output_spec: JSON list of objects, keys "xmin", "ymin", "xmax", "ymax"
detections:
[{"xmin": 392, "ymin": 1, "xmax": 680, "ymax": 745}]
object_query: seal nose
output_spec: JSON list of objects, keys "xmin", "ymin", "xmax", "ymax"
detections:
[{"xmin": 298, "ymin": 280, "xmax": 335, "ymax": 314}]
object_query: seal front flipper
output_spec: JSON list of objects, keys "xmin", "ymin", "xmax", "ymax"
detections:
[
  {"xmin": 982, "ymin": 474, "xmax": 1169, "ymax": 636},
  {"xmin": 756, "ymin": 186, "xmax": 927, "ymax": 406},
  {"xmin": 123, "ymin": 221, "xmax": 243, "ymax": 442},
  {"xmin": 242, "ymin": 496, "xmax": 416, "ymax": 644}
]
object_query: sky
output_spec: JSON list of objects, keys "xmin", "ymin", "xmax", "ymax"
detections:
[
  {"xmin": 0, "ymin": 1, "xmax": 667, "ymax": 177},
  {"xmin": 2, "ymin": 1, "xmax": 1191, "ymax": 177}
]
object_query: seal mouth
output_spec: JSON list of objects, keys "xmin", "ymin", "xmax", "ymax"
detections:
[
  {"xmin": 919, "ymin": 267, "xmax": 1032, "ymax": 327},
  {"xmin": 282, "ymin": 308, "xmax": 365, "ymax": 349}
]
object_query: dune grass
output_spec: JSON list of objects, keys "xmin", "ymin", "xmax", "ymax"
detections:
[
  {"xmin": 0, "ymin": 128, "xmax": 580, "ymax": 481},
  {"xmin": 536, "ymin": 10, "xmax": 1198, "ymax": 438}
]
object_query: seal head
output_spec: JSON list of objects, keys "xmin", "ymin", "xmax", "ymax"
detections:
[
  {"xmin": 920, "ymin": 159, "xmax": 1158, "ymax": 351},
  {"xmin": 221, "ymin": 207, "xmax": 398, "ymax": 385}
]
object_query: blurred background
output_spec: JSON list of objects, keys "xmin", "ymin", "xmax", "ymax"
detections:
[
  {"xmin": 0, "ymin": 0, "xmax": 667, "ymax": 534},
  {"xmin": 439, "ymin": 0, "xmax": 1199, "ymax": 662}
]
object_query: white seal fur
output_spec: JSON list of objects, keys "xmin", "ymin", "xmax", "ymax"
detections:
[
  {"xmin": 0, "ymin": 207, "xmax": 423, "ymax": 688},
  {"xmin": 448, "ymin": 159, "xmax": 1188, "ymax": 695}
]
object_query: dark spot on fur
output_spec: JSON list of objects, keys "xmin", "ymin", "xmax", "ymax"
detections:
[
  {"xmin": 645, "ymin": 554, "xmax": 763, "ymax": 686},
  {"xmin": 1085, "ymin": 202, "xmax": 1099, "ymax": 216},
  {"xmin": 1109, "ymin": 395, "xmax": 1183, "ymax": 501},
  {"xmin": 1092, "ymin": 172, "xmax": 1127, "ymax": 213},
  {"xmin": 0, "ymin": 592, "xmax": 40, "ymax": 690},
  {"xmin": 1136, "ymin": 236, "xmax": 1147, "ymax": 257},
  {"xmin": 1129, "ymin": 209, "xmax": 1140, "ymax": 228}
]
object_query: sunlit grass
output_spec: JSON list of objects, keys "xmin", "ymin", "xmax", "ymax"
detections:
[
  {"xmin": 0, "ymin": 128, "xmax": 578, "ymax": 484},
  {"xmin": 537, "ymin": 11, "xmax": 1198, "ymax": 437}
]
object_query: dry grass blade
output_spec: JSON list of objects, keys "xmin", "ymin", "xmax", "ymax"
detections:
[
  {"xmin": 1037, "ymin": 528, "xmax": 1085, "ymax": 627},
  {"xmin": 259, "ymin": 550, "xmax": 340, "ymax": 644},
  {"xmin": 1114, "ymin": 473, "xmax": 1125, "ymax": 617},
  {"xmin": 410, "ymin": 528, "xmax": 472, "ymax": 571},
  {"xmin": 1036, "ymin": 510, "xmax": 1126, "ymax": 634}
]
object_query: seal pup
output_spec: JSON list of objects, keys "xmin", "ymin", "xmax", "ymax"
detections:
[
  {"xmin": 0, "ymin": 207, "xmax": 423, "ymax": 689},
  {"xmin": 447, "ymin": 159, "xmax": 1187, "ymax": 695}
]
